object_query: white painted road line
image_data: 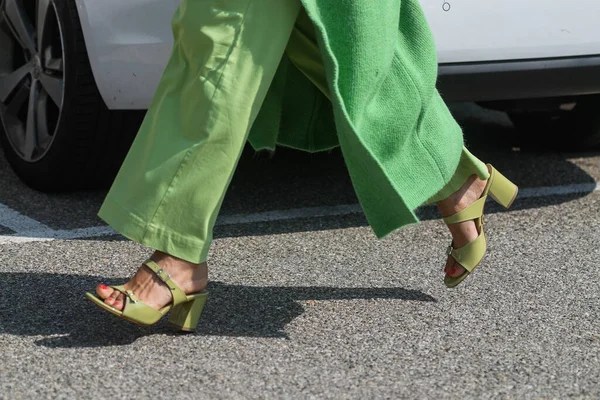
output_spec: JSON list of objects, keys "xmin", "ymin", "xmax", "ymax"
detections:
[
  {"xmin": 0, "ymin": 226, "xmax": 118, "ymax": 244},
  {"xmin": 215, "ymin": 182, "xmax": 598, "ymax": 226},
  {"xmin": 0, "ymin": 203, "xmax": 53, "ymax": 234},
  {"xmin": 216, "ymin": 203, "xmax": 363, "ymax": 226},
  {"xmin": 0, "ymin": 181, "xmax": 598, "ymax": 245},
  {"xmin": 518, "ymin": 182, "xmax": 598, "ymax": 199}
]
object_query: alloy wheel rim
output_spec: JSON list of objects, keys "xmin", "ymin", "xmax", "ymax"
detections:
[{"xmin": 0, "ymin": 0, "xmax": 65, "ymax": 163}]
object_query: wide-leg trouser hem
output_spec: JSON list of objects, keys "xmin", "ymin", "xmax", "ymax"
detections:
[{"xmin": 99, "ymin": 197, "xmax": 211, "ymax": 264}]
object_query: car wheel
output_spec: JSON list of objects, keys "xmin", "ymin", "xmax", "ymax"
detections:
[
  {"xmin": 0, "ymin": 0, "xmax": 143, "ymax": 191},
  {"xmin": 508, "ymin": 95, "xmax": 600, "ymax": 151}
]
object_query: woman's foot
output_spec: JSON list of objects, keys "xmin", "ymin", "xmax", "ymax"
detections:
[
  {"xmin": 95, "ymin": 251, "xmax": 208, "ymax": 311},
  {"xmin": 437, "ymin": 172, "xmax": 489, "ymax": 278}
]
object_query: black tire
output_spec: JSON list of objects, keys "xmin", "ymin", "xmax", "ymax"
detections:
[
  {"xmin": 0, "ymin": 0, "xmax": 143, "ymax": 192},
  {"xmin": 508, "ymin": 95, "xmax": 600, "ymax": 151}
]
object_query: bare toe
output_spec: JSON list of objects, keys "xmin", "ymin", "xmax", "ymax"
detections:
[
  {"xmin": 96, "ymin": 284, "xmax": 114, "ymax": 300},
  {"xmin": 111, "ymin": 293, "xmax": 125, "ymax": 311},
  {"xmin": 445, "ymin": 258, "xmax": 466, "ymax": 278},
  {"xmin": 104, "ymin": 290, "xmax": 120, "ymax": 307}
]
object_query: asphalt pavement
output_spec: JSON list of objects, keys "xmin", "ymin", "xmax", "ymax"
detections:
[{"xmin": 1, "ymin": 103, "xmax": 600, "ymax": 399}]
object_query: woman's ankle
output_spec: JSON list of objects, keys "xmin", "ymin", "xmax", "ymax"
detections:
[
  {"xmin": 149, "ymin": 251, "xmax": 208, "ymax": 293},
  {"xmin": 437, "ymin": 174, "xmax": 487, "ymax": 217}
]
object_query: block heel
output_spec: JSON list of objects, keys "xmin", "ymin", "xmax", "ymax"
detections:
[
  {"xmin": 488, "ymin": 168, "xmax": 519, "ymax": 209},
  {"xmin": 168, "ymin": 292, "xmax": 209, "ymax": 332}
]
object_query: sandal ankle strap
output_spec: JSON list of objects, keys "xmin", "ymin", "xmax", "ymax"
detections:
[
  {"xmin": 144, "ymin": 259, "xmax": 188, "ymax": 306},
  {"xmin": 442, "ymin": 196, "xmax": 487, "ymax": 225}
]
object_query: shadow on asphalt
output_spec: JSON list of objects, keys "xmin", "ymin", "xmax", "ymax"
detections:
[{"xmin": 0, "ymin": 273, "xmax": 435, "ymax": 348}]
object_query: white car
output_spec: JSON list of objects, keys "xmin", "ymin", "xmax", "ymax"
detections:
[{"xmin": 1, "ymin": 0, "xmax": 600, "ymax": 191}]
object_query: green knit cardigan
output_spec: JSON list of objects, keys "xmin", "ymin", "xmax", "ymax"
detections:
[{"xmin": 249, "ymin": 0, "xmax": 464, "ymax": 237}]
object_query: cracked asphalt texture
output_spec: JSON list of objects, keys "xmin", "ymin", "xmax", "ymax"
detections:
[{"xmin": 1, "ymin": 104, "xmax": 600, "ymax": 399}]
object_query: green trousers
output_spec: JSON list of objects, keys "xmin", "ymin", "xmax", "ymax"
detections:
[{"xmin": 98, "ymin": 0, "xmax": 489, "ymax": 264}]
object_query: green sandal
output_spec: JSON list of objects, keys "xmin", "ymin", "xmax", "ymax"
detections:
[
  {"xmin": 86, "ymin": 260, "xmax": 209, "ymax": 331},
  {"xmin": 444, "ymin": 164, "xmax": 518, "ymax": 288}
]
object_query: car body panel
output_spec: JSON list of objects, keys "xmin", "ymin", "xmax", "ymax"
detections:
[
  {"xmin": 423, "ymin": 0, "xmax": 600, "ymax": 63},
  {"xmin": 75, "ymin": 0, "xmax": 600, "ymax": 109},
  {"xmin": 74, "ymin": 0, "xmax": 179, "ymax": 109}
]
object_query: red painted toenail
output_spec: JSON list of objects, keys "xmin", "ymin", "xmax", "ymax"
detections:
[
  {"xmin": 99, "ymin": 284, "xmax": 108, "ymax": 290},
  {"xmin": 447, "ymin": 267, "xmax": 457, "ymax": 276}
]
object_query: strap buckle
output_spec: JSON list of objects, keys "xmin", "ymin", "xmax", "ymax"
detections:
[
  {"xmin": 155, "ymin": 268, "xmax": 171, "ymax": 283},
  {"xmin": 124, "ymin": 289, "xmax": 139, "ymax": 304}
]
